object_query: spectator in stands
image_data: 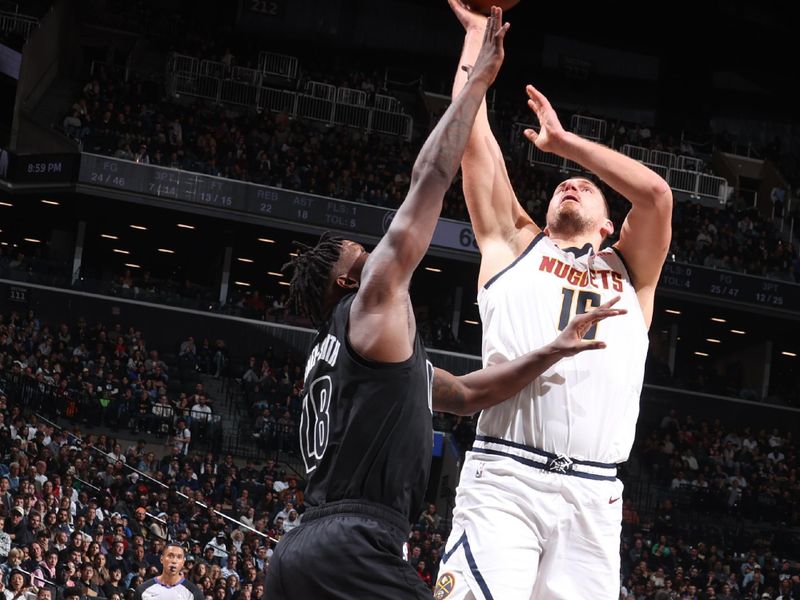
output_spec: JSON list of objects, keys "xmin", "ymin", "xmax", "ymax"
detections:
[{"xmin": 170, "ymin": 419, "xmax": 191, "ymax": 456}]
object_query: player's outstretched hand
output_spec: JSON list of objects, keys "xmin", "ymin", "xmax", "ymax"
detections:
[
  {"xmin": 468, "ymin": 7, "xmax": 510, "ymax": 86},
  {"xmin": 447, "ymin": 0, "xmax": 487, "ymax": 32},
  {"xmin": 523, "ymin": 85, "xmax": 568, "ymax": 155},
  {"xmin": 549, "ymin": 295, "xmax": 626, "ymax": 358}
]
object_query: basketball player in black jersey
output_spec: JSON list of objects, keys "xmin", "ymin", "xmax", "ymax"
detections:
[{"xmin": 263, "ymin": 9, "xmax": 625, "ymax": 599}]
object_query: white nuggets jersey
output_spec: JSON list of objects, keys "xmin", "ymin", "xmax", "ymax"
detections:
[{"xmin": 477, "ymin": 233, "xmax": 648, "ymax": 464}]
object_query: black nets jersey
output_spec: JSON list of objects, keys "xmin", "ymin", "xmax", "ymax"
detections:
[
  {"xmin": 133, "ymin": 578, "xmax": 204, "ymax": 600},
  {"xmin": 299, "ymin": 293, "xmax": 434, "ymax": 523}
]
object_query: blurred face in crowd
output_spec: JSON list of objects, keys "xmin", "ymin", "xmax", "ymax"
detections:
[{"xmin": 9, "ymin": 573, "xmax": 24, "ymax": 590}]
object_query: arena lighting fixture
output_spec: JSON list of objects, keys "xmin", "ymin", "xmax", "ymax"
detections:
[
  {"xmin": 0, "ymin": 201, "xmax": 12, "ymax": 207},
  {"xmin": 278, "ymin": 281, "xmax": 291, "ymax": 286},
  {"xmin": 730, "ymin": 329, "xmax": 746, "ymax": 335},
  {"xmin": 157, "ymin": 248, "xmax": 175, "ymax": 254},
  {"xmin": 23, "ymin": 238, "xmax": 42, "ymax": 243},
  {"xmin": 425, "ymin": 267, "xmax": 442, "ymax": 273},
  {"xmin": 234, "ymin": 281, "xmax": 251, "ymax": 287},
  {"xmin": 237, "ymin": 258, "xmax": 254, "ymax": 263},
  {"xmin": 40, "ymin": 199, "xmax": 59, "ymax": 206},
  {"xmin": 130, "ymin": 225, "xmax": 147, "ymax": 231},
  {"xmin": 464, "ymin": 320, "xmax": 480, "ymax": 325},
  {"xmin": 289, "ymin": 252, "xmax": 298, "ymax": 257},
  {"xmin": 694, "ymin": 351, "xmax": 709, "ymax": 357},
  {"xmin": 711, "ymin": 317, "xmax": 726, "ymax": 323},
  {"xmin": 0, "ymin": 242, "xmax": 7, "ymax": 246},
  {"xmin": 258, "ymin": 237, "xmax": 276, "ymax": 243},
  {"xmin": 113, "ymin": 249, "xmax": 130, "ymax": 255},
  {"xmin": 177, "ymin": 223, "xmax": 195, "ymax": 229},
  {"xmin": 782, "ymin": 351, "xmax": 797, "ymax": 357},
  {"xmin": 665, "ymin": 309, "xmax": 681, "ymax": 315},
  {"xmin": 124, "ymin": 263, "xmax": 141, "ymax": 269},
  {"xmin": 267, "ymin": 272, "xmax": 283, "ymax": 277},
  {"xmin": 101, "ymin": 234, "xmax": 119, "ymax": 240},
  {"xmin": 706, "ymin": 338, "xmax": 721, "ymax": 344}
]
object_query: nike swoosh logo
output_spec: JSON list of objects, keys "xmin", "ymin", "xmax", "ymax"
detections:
[{"xmin": 608, "ymin": 497, "xmax": 621, "ymax": 504}]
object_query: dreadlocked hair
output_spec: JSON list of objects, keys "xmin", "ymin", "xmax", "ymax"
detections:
[{"xmin": 281, "ymin": 232, "xmax": 344, "ymax": 327}]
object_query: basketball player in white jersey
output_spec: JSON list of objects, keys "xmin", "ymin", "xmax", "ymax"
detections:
[{"xmin": 434, "ymin": 3, "xmax": 673, "ymax": 600}]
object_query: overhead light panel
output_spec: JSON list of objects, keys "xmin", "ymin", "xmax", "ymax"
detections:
[
  {"xmin": 157, "ymin": 248, "xmax": 175, "ymax": 254},
  {"xmin": 113, "ymin": 249, "xmax": 130, "ymax": 255},
  {"xmin": 278, "ymin": 281, "xmax": 291, "ymax": 286},
  {"xmin": 41, "ymin": 200, "xmax": 60, "ymax": 206},
  {"xmin": 464, "ymin": 320, "xmax": 479, "ymax": 325},
  {"xmin": 425, "ymin": 267, "xmax": 442, "ymax": 273},
  {"xmin": 258, "ymin": 238, "xmax": 275, "ymax": 244},
  {"xmin": 267, "ymin": 272, "xmax": 283, "ymax": 277},
  {"xmin": 130, "ymin": 225, "xmax": 148, "ymax": 231},
  {"xmin": 177, "ymin": 223, "xmax": 195, "ymax": 229},
  {"xmin": 711, "ymin": 317, "xmax": 726, "ymax": 323},
  {"xmin": 124, "ymin": 263, "xmax": 141, "ymax": 269},
  {"xmin": 694, "ymin": 351, "xmax": 709, "ymax": 357},
  {"xmin": 665, "ymin": 309, "xmax": 681, "ymax": 315},
  {"xmin": 730, "ymin": 330, "xmax": 746, "ymax": 335},
  {"xmin": 101, "ymin": 234, "xmax": 119, "ymax": 240},
  {"xmin": 0, "ymin": 202, "xmax": 12, "ymax": 207},
  {"xmin": 237, "ymin": 258, "xmax": 254, "ymax": 263},
  {"xmin": 782, "ymin": 351, "xmax": 797, "ymax": 358},
  {"xmin": 23, "ymin": 238, "xmax": 42, "ymax": 243},
  {"xmin": 706, "ymin": 338, "xmax": 721, "ymax": 344},
  {"xmin": 234, "ymin": 281, "xmax": 251, "ymax": 287}
]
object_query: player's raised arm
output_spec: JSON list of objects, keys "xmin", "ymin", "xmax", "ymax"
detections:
[
  {"xmin": 433, "ymin": 297, "xmax": 625, "ymax": 415},
  {"xmin": 448, "ymin": 0, "xmax": 538, "ymax": 277},
  {"xmin": 359, "ymin": 9, "xmax": 508, "ymax": 303},
  {"xmin": 523, "ymin": 85, "xmax": 672, "ymax": 326}
]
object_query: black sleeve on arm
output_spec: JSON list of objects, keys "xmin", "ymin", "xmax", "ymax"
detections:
[
  {"xmin": 184, "ymin": 580, "xmax": 205, "ymax": 600},
  {"xmin": 133, "ymin": 580, "xmax": 154, "ymax": 600}
]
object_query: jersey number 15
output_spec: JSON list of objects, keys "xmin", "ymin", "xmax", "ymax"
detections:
[{"xmin": 559, "ymin": 288, "xmax": 601, "ymax": 339}]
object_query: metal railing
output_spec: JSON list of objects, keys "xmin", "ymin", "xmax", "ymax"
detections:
[
  {"xmin": 570, "ymin": 115, "xmax": 606, "ymax": 142},
  {"xmin": 169, "ymin": 53, "xmax": 199, "ymax": 77},
  {"xmin": 518, "ymin": 128, "xmax": 733, "ymax": 203},
  {"xmin": 305, "ymin": 81, "xmax": 336, "ymax": 100},
  {"xmin": 169, "ymin": 72, "xmax": 413, "ymax": 140},
  {"xmin": 374, "ymin": 93, "xmax": 402, "ymax": 114},
  {"xmin": 257, "ymin": 51, "xmax": 298, "ymax": 80},
  {"xmin": 648, "ymin": 149, "xmax": 677, "ymax": 170},
  {"xmin": 166, "ymin": 52, "xmax": 411, "ymax": 139},
  {"xmin": 0, "ymin": 9, "xmax": 37, "ymax": 39},
  {"xmin": 0, "ymin": 369, "xmax": 223, "ymax": 450},
  {"xmin": 336, "ymin": 86, "xmax": 367, "ymax": 107},
  {"xmin": 677, "ymin": 155, "xmax": 704, "ymax": 172},
  {"xmin": 621, "ymin": 144, "xmax": 650, "ymax": 163}
]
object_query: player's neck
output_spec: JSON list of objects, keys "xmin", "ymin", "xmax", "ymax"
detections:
[
  {"xmin": 158, "ymin": 574, "xmax": 183, "ymax": 587},
  {"xmin": 547, "ymin": 232, "xmax": 600, "ymax": 253}
]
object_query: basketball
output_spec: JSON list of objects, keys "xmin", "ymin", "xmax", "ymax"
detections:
[{"xmin": 467, "ymin": 0, "xmax": 521, "ymax": 15}]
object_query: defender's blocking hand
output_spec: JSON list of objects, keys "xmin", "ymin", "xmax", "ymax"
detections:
[{"xmin": 549, "ymin": 295, "xmax": 627, "ymax": 358}]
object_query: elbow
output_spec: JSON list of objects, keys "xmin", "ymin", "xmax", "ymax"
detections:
[
  {"xmin": 651, "ymin": 178, "xmax": 673, "ymax": 209},
  {"xmin": 411, "ymin": 157, "xmax": 451, "ymax": 187}
]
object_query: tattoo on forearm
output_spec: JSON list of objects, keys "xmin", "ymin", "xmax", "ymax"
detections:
[{"xmin": 433, "ymin": 376, "xmax": 467, "ymax": 415}]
